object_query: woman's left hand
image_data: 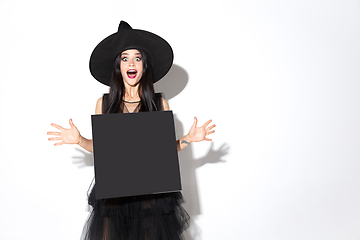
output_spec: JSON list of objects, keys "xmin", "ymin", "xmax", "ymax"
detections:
[{"xmin": 188, "ymin": 117, "xmax": 216, "ymax": 143}]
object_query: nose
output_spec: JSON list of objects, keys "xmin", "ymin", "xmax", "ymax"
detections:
[{"xmin": 129, "ymin": 58, "xmax": 135, "ymax": 66}]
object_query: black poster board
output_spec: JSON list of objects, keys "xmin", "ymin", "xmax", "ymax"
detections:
[{"xmin": 91, "ymin": 110, "xmax": 182, "ymax": 199}]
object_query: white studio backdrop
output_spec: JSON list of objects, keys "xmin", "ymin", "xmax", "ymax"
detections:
[{"xmin": 1, "ymin": 0, "xmax": 360, "ymax": 239}]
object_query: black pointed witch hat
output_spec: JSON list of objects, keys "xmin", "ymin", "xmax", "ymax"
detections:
[{"xmin": 89, "ymin": 21, "xmax": 173, "ymax": 86}]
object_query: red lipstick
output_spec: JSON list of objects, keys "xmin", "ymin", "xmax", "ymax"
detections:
[{"xmin": 127, "ymin": 69, "xmax": 137, "ymax": 79}]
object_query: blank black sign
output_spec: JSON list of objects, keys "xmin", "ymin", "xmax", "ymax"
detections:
[{"xmin": 91, "ymin": 110, "xmax": 182, "ymax": 199}]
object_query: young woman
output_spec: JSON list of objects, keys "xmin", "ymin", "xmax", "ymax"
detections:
[{"xmin": 47, "ymin": 21, "xmax": 215, "ymax": 240}]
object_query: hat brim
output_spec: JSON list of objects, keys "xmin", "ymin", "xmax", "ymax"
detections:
[{"xmin": 90, "ymin": 29, "xmax": 173, "ymax": 86}]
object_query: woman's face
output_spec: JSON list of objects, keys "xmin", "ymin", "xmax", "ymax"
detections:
[{"xmin": 120, "ymin": 49, "xmax": 143, "ymax": 86}]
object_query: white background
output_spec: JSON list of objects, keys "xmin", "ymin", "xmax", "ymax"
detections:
[{"xmin": 1, "ymin": 0, "xmax": 360, "ymax": 239}]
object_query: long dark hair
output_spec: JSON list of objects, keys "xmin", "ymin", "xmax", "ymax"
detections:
[{"xmin": 103, "ymin": 49, "xmax": 159, "ymax": 113}]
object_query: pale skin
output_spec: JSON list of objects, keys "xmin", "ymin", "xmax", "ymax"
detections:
[{"xmin": 47, "ymin": 49, "xmax": 216, "ymax": 152}]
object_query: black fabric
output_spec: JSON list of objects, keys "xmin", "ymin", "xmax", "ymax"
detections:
[
  {"xmin": 82, "ymin": 93, "xmax": 189, "ymax": 240},
  {"xmin": 102, "ymin": 94, "xmax": 109, "ymax": 113},
  {"xmin": 102, "ymin": 92, "xmax": 164, "ymax": 113},
  {"xmin": 155, "ymin": 92, "xmax": 164, "ymax": 111},
  {"xmin": 82, "ymin": 186, "xmax": 189, "ymax": 240}
]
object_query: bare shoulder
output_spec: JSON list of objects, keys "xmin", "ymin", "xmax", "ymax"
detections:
[
  {"xmin": 162, "ymin": 98, "xmax": 170, "ymax": 111},
  {"xmin": 95, "ymin": 96, "xmax": 103, "ymax": 114}
]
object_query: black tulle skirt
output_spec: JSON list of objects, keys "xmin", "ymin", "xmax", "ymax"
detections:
[{"xmin": 81, "ymin": 181, "xmax": 190, "ymax": 240}]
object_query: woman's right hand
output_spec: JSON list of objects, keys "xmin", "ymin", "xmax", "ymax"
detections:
[{"xmin": 47, "ymin": 118, "xmax": 80, "ymax": 146}]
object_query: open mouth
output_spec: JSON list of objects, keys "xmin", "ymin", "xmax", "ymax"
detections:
[{"xmin": 127, "ymin": 69, "xmax": 137, "ymax": 79}]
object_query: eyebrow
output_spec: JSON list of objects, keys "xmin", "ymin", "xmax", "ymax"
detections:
[{"xmin": 121, "ymin": 52, "xmax": 141, "ymax": 56}]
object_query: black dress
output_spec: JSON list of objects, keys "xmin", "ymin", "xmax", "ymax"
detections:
[{"xmin": 81, "ymin": 93, "xmax": 190, "ymax": 240}]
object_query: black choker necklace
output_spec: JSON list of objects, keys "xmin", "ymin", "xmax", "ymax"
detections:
[{"xmin": 123, "ymin": 100, "xmax": 141, "ymax": 103}]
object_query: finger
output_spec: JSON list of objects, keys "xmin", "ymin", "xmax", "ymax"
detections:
[
  {"xmin": 206, "ymin": 124, "xmax": 216, "ymax": 131},
  {"xmin": 202, "ymin": 119, "xmax": 212, "ymax": 128},
  {"xmin": 47, "ymin": 132, "xmax": 61, "ymax": 136},
  {"xmin": 48, "ymin": 137, "xmax": 62, "ymax": 141},
  {"xmin": 205, "ymin": 138, "xmax": 212, "ymax": 141},
  {"xmin": 51, "ymin": 123, "xmax": 65, "ymax": 131},
  {"xmin": 54, "ymin": 141, "xmax": 63, "ymax": 146},
  {"xmin": 69, "ymin": 118, "xmax": 75, "ymax": 128},
  {"xmin": 206, "ymin": 130, "xmax": 215, "ymax": 135},
  {"xmin": 192, "ymin": 117, "xmax": 198, "ymax": 129}
]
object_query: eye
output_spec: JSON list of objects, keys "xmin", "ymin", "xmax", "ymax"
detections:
[
  {"xmin": 121, "ymin": 57, "xmax": 128, "ymax": 62},
  {"xmin": 135, "ymin": 57, "xmax": 142, "ymax": 61}
]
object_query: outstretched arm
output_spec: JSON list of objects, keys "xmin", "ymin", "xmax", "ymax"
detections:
[
  {"xmin": 161, "ymin": 98, "xmax": 216, "ymax": 152},
  {"xmin": 177, "ymin": 117, "xmax": 215, "ymax": 152},
  {"xmin": 47, "ymin": 97, "xmax": 103, "ymax": 153},
  {"xmin": 48, "ymin": 119, "xmax": 93, "ymax": 153}
]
